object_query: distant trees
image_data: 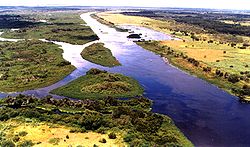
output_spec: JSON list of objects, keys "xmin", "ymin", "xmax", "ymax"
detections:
[{"xmin": 0, "ymin": 15, "xmax": 36, "ymax": 29}]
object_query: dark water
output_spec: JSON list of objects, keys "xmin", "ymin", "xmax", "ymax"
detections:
[{"xmin": 1, "ymin": 13, "xmax": 250, "ymax": 147}]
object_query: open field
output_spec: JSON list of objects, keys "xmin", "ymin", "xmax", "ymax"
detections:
[
  {"xmin": 51, "ymin": 69, "xmax": 144, "ymax": 99},
  {"xmin": 0, "ymin": 93, "xmax": 193, "ymax": 146},
  {"xmin": 160, "ymin": 40, "xmax": 250, "ymax": 74},
  {"xmin": 0, "ymin": 40, "xmax": 75, "ymax": 92},
  {"xmin": 81, "ymin": 43, "xmax": 121, "ymax": 67},
  {"xmin": 137, "ymin": 41, "xmax": 250, "ymax": 101},
  {"xmin": 0, "ymin": 119, "xmax": 125, "ymax": 147},
  {"xmin": 1, "ymin": 12, "xmax": 99, "ymax": 45},
  {"xmin": 222, "ymin": 20, "xmax": 250, "ymax": 27}
]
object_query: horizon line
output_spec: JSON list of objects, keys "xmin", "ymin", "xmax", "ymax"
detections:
[{"xmin": 0, "ymin": 5, "xmax": 249, "ymax": 11}]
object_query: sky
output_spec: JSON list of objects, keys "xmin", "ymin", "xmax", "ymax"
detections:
[{"xmin": 0, "ymin": 0, "xmax": 250, "ymax": 10}]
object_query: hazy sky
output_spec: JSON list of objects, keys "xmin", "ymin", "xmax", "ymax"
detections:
[{"xmin": 0, "ymin": 0, "xmax": 250, "ymax": 10}]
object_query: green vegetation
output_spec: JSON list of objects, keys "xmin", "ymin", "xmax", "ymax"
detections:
[
  {"xmin": 1, "ymin": 12, "xmax": 99, "ymax": 45},
  {"xmin": 0, "ymin": 40, "xmax": 75, "ymax": 92},
  {"xmin": 81, "ymin": 43, "xmax": 121, "ymax": 67},
  {"xmin": 90, "ymin": 14, "xmax": 128, "ymax": 32},
  {"xmin": 0, "ymin": 94, "xmax": 193, "ymax": 146},
  {"xmin": 121, "ymin": 10, "xmax": 250, "ymax": 43},
  {"xmin": 136, "ymin": 41, "xmax": 250, "ymax": 101},
  {"xmin": 48, "ymin": 138, "xmax": 60, "ymax": 145},
  {"xmin": 100, "ymin": 11, "xmax": 250, "ymax": 101},
  {"xmin": 0, "ymin": 14, "xmax": 38, "ymax": 29},
  {"xmin": 51, "ymin": 68, "xmax": 143, "ymax": 99}
]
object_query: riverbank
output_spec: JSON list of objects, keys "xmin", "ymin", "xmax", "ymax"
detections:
[
  {"xmin": 96, "ymin": 11, "xmax": 250, "ymax": 102},
  {"xmin": 136, "ymin": 41, "xmax": 250, "ymax": 102}
]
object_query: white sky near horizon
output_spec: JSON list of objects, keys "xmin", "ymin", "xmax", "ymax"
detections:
[{"xmin": 0, "ymin": 0, "xmax": 250, "ymax": 10}]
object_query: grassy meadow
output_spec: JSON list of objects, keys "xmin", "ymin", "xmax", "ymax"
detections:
[
  {"xmin": 51, "ymin": 69, "xmax": 144, "ymax": 100},
  {"xmin": 81, "ymin": 43, "xmax": 121, "ymax": 67},
  {"xmin": 0, "ymin": 40, "xmax": 75, "ymax": 92},
  {"xmin": 0, "ymin": 120, "xmax": 125, "ymax": 147},
  {"xmin": 0, "ymin": 94, "xmax": 193, "ymax": 146},
  {"xmin": 1, "ymin": 12, "xmax": 99, "ymax": 45}
]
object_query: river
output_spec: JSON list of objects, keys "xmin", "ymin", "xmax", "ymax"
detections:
[{"xmin": 1, "ymin": 13, "xmax": 250, "ymax": 147}]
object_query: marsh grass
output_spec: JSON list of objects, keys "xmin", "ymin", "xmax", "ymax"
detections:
[
  {"xmin": 51, "ymin": 69, "xmax": 143, "ymax": 99},
  {"xmin": 1, "ymin": 12, "xmax": 99, "ymax": 45},
  {"xmin": 81, "ymin": 43, "xmax": 121, "ymax": 67},
  {"xmin": 0, "ymin": 40, "xmax": 75, "ymax": 92}
]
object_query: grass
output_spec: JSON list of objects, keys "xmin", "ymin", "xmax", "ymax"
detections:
[
  {"xmin": 222, "ymin": 20, "xmax": 250, "ymax": 27},
  {"xmin": 0, "ymin": 119, "xmax": 125, "ymax": 147},
  {"xmin": 97, "ymin": 11, "xmax": 250, "ymax": 101},
  {"xmin": 0, "ymin": 94, "xmax": 193, "ymax": 146},
  {"xmin": 81, "ymin": 43, "xmax": 121, "ymax": 67},
  {"xmin": 97, "ymin": 11, "xmax": 250, "ymax": 43},
  {"xmin": 136, "ymin": 41, "xmax": 250, "ymax": 101},
  {"xmin": 91, "ymin": 14, "xmax": 128, "ymax": 32},
  {"xmin": 160, "ymin": 40, "xmax": 250, "ymax": 74},
  {"xmin": 1, "ymin": 11, "xmax": 99, "ymax": 45},
  {"xmin": 50, "ymin": 68, "xmax": 144, "ymax": 99},
  {"xmin": 0, "ymin": 40, "xmax": 75, "ymax": 92}
]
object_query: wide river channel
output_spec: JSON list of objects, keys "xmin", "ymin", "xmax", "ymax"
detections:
[{"xmin": 1, "ymin": 13, "xmax": 250, "ymax": 147}]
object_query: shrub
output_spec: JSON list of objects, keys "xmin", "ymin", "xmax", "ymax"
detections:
[
  {"xmin": 99, "ymin": 138, "xmax": 106, "ymax": 143},
  {"xmin": 18, "ymin": 140, "xmax": 34, "ymax": 147},
  {"xmin": 48, "ymin": 138, "xmax": 60, "ymax": 145},
  {"xmin": 208, "ymin": 40, "xmax": 214, "ymax": 43},
  {"xmin": 123, "ymin": 133, "xmax": 135, "ymax": 142},
  {"xmin": 66, "ymin": 135, "xmax": 69, "ymax": 139},
  {"xmin": 228, "ymin": 74, "xmax": 240, "ymax": 83},
  {"xmin": 108, "ymin": 132, "xmax": 117, "ymax": 139},
  {"xmin": 13, "ymin": 135, "xmax": 20, "ymax": 142},
  {"xmin": 57, "ymin": 61, "xmax": 71, "ymax": 66},
  {"xmin": 97, "ymin": 127, "xmax": 106, "ymax": 134},
  {"xmin": 239, "ymin": 46, "xmax": 247, "ymax": 49},
  {"xmin": 69, "ymin": 128, "xmax": 86, "ymax": 133},
  {"xmin": 86, "ymin": 68, "xmax": 107, "ymax": 75},
  {"xmin": 18, "ymin": 131, "xmax": 28, "ymax": 137},
  {"xmin": 1, "ymin": 140, "xmax": 15, "ymax": 147}
]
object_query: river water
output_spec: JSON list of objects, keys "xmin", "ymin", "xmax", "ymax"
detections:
[{"xmin": 1, "ymin": 13, "xmax": 250, "ymax": 147}]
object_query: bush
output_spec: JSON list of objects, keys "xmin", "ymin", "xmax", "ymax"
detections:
[
  {"xmin": 228, "ymin": 74, "xmax": 240, "ymax": 83},
  {"xmin": 1, "ymin": 140, "xmax": 15, "ymax": 147},
  {"xmin": 99, "ymin": 138, "xmax": 106, "ymax": 143},
  {"xmin": 48, "ymin": 138, "xmax": 60, "ymax": 145},
  {"xmin": 13, "ymin": 136, "xmax": 20, "ymax": 142},
  {"xmin": 123, "ymin": 133, "xmax": 135, "ymax": 142},
  {"xmin": 239, "ymin": 46, "xmax": 247, "ymax": 49},
  {"xmin": 86, "ymin": 68, "xmax": 107, "ymax": 75},
  {"xmin": 97, "ymin": 127, "xmax": 107, "ymax": 134},
  {"xmin": 18, "ymin": 140, "xmax": 34, "ymax": 147},
  {"xmin": 108, "ymin": 132, "xmax": 117, "ymax": 139},
  {"xmin": 57, "ymin": 61, "xmax": 71, "ymax": 66},
  {"xmin": 18, "ymin": 131, "xmax": 28, "ymax": 137},
  {"xmin": 69, "ymin": 128, "xmax": 86, "ymax": 133}
]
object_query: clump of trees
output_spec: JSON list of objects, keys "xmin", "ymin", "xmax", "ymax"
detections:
[
  {"xmin": 0, "ymin": 94, "xmax": 192, "ymax": 146},
  {"xmin": 0, "ymin": 15, "xmax": 38, "ymax": 29}
]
